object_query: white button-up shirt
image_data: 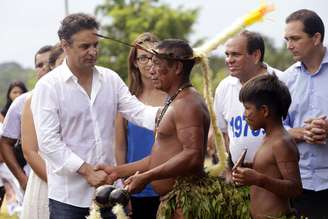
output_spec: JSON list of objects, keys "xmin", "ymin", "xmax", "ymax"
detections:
[{"xmin": 31, "ymin": 61, "xmax": 157, "ymax": 207}]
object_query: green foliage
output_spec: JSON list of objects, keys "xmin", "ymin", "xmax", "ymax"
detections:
[
  {"xmin": 191, "ymin": 56, "xmax": 227, "ymax": 94},
  {"xmin": 0, "ymin": 62, "xmax": 35, "ymax": 107},
  {"xmin": 94, "ymin": 0, "xmax": 293, "ymax": 95},
  {"xmin": 95, "ymin": 0, "xmax": 198, "ymax": 80},
  {"xmin": 192, "ymin": 36, "xmax": 295, "ymax": 95},
  {"xmin": 157, "ymin": 174, "xmax": 251, "ymax": 219},
  {"xmin": 263, "ymin": 36, "xmax": 294, "ymax": 71}
]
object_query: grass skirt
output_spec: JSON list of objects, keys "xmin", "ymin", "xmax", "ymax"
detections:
[{"xmin": 157, "ymin": 173, "xmax": 251, "ymax": 219}]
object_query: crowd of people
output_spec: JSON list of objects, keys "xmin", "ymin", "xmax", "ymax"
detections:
[{"xmin": 0, "ymin": 8, "xmax": 326, "ymax": 219}]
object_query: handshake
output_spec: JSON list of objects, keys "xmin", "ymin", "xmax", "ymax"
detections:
[
  {"xmin": 78, "ymin": 162, "xmax": 148, "ymax": 196},
  {"xmin": 78, "ymin": 163, "xmax": 118, "ymax": 187}
]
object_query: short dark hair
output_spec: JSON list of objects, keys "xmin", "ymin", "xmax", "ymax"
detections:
[
  {"xmin": 286, "ymin": 9, "xmax": 325, "ymax": 42},
  {"xmin": 34, "ymin": 45, "xmax": 52, "ymax": 65},
  {"xmin": 239, "ymin": 73, "xmax": 291, "ymax": 120},
  {"xmin": 156, "ymin": 39, "xmax": 195, "ymax": 78},
  {"xmin": 58, "ymin": 13, "xmax": 99, "ymax": 43},
  {"xmin": 240, "ymin": 30, "xmax": 265, "ymax": 62}
]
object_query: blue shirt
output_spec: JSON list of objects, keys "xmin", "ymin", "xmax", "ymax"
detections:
[
  {"xmin": 280, "ymin": 47, "xmax": 328, "ymax": 191},
  {"xmin": 127, "ymin": 121, "xmax": 158, "ymax": 197}
]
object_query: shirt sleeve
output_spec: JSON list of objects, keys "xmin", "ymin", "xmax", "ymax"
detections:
[
  {"xmin": 115, "ymin": 75, "xmax": 158, "ymax": 131},
  {"xmin": 31, "ymin": 79, "xmax": 84, "ymax": 175},
  {"xmin": 214, "ymin": 81, "xmax": 228, "ymax": 133},
  {"xmin": 1, "ymin": 96, "xmax": 24, "ymax": 139}
]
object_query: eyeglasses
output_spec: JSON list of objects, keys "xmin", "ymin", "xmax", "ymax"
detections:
[{"xmin": 136, "ymin": 55, "xmax": 153, "ymax": 64}]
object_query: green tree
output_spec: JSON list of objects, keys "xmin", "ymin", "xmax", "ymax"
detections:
[
  {"xmin": 191, "ymin": 55, "xmax": 226, "ymax": 94},
  {"xmin": 96, "ymin": 0, "xmax": 198, "ymax": 81},
  {"xmin": 0, "ymin": 62, "xmax": 34, "ymax": 107},
  {"xmin": 263, "ymin": 36, "xmax": 294, "ymax": 71},
  {"xmin": 191, "ymin": 35, "xmax": 295, "ymax": 94}
]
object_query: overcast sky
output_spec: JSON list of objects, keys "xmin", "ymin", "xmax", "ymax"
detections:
[{"xmin": 1, "ymin": 0, "xmax": 327, "ymax": 68}]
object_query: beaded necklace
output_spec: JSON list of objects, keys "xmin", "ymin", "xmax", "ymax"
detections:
[{"xmin": 154, "ymin": 83, "xmax": 192, "ymax": 138}]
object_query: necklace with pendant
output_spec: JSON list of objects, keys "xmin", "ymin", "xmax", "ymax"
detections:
[{"xmin": 154, "ymin": 83, "xmax": 192, "ymax": 138}]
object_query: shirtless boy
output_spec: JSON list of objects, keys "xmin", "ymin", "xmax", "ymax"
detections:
[
  {"xmin": 99, "ymin": 39, "xmax": 210, "ymax": 218},
  {"xmin": 232, "ymin": 74, "xmax": 302, "ymax": 219}
]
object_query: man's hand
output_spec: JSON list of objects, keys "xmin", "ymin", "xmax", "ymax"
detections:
[
  {"xmin": 232, "ymin": 167, "xmax": 261, "ymax": 186},
  {"xmin": 78, "ymin": 163, "xmax": 108, "ymax": 187},
  {"xmin": 288, "ymin": 127, "xmax": 307, "ymax": 143},
  {"xmin": 124, "ymin": 171, "xmax": 148, "ymax": 194},
  {"xmin": 95, "ymin": 164, "xmax": 118, "ymax": 184},
  {"xmin": 304, "ymin": 116, "xmax": 327, "ymax": 144}
]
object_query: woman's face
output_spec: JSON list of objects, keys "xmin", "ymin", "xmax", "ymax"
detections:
[
  {"xmin": 9, "ymin": 86, "xmax": 23, "ymax": 101},
  {"xmin": 135, "ymin": 48, "xmax": 154, "ymax": 79}
]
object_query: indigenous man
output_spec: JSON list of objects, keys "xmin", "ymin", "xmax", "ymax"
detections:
[
  {"xmin": 99, "ymin": 39, "xmax": 213, "ymax": 218},
  {"xmin": 99, "ymin": 39, "xmax": 250, "ymax": 219}
]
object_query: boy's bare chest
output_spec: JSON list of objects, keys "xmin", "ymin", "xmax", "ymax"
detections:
[{"xmin": 253, "ymin": 144, "xmax": 276, "ymax": 172}]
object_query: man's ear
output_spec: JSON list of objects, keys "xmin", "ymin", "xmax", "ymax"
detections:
[
  {"xmin": 61, "ymin": 39, "xmax": 70, "ymax": 52},
  {"xmin": 174, "ymin": 61, "xmax": 183, "ymax": 75},
  {"xmin": 252, "ymin": 49, "xmax": 261, "ymax": 65},
  {"xmin": 313, "ymin": 32, "xmax": 322, "ymax": 46},
  {"xmin": 260, "ymin": 105, "xmax": 270, "ymax": 118}
]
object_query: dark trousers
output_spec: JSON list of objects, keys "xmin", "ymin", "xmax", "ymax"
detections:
[
  {"xmin": 49, "ymin": 199, "xmax": 90, "ymax": 219},
  {"xmin": 130, "ymin": 196, "xmax": 160, "ymax": 219},
  {"xmin": 99, "ymin": 207, "xmax": 117, "ymax": 219},
  {"xmin": 49, "ymin": 199, "xmax": 118, "ymax": 219},
  {"xmin": 292, "ymin": 189, "xmax": 328, "ymax": 219}
]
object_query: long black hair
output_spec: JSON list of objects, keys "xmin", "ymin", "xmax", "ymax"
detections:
[{"xmin": 1, "ymin": 81, "xmax": 28, "ymax": 117}]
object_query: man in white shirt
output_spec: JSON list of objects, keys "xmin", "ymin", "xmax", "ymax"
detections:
[
  {"xmin": 0, "ymin": 45, "xmax": 52, "ymax": 190},
  {"xmin": 31, "ymin": 13, "xmax": 158, "ymax": 219},
  {"xmin": 211, "ymin": 30, "xmax": 281, "ymax": 178}
]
